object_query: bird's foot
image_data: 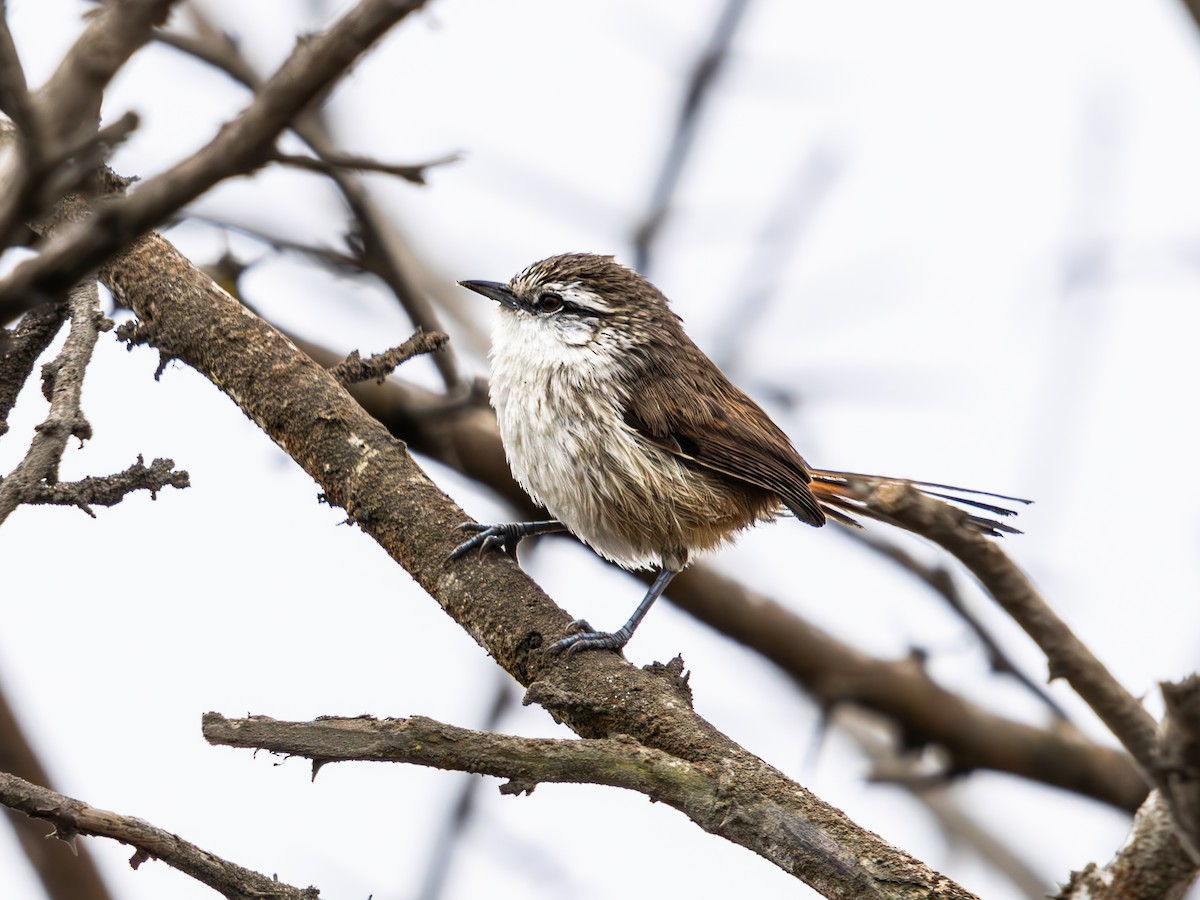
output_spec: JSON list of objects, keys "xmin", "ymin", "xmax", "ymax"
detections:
[
  {"xmin": 449, "ymin": 520, "xmax": 564, "ymax": 561},
  {"xmin": 546, "ymin": 619, "xmax": 631, "ymax": 656},
  {"xmin": 449, "ymin": 522, "xmax": 526, "ymax": 559}
]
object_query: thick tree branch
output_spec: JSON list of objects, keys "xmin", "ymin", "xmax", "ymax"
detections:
[
  {"xmin": 0, "ymin": 771, "xmax": 317, "ymax": 900},
  {"xmin": 1161, "ymin": 676, "xmax": 1200, "ymax": 860},
  {"xmin": 205, "ymin": 712, "xmax": 713, "ymax": 801},
  {"xmin": 100, "ymin": 228, "xmax": 976, "ymax": 899},
  {"xmin": 1054, "ymin": 791, "xmax": 1196, "ymax": 900},
  {"xmin": 0, "ymin": 0, "xmax": 430, "ymax": 323},
  {"xmin": 288, "ymin": 335, "xmax": 1148, "ymax": 813}
]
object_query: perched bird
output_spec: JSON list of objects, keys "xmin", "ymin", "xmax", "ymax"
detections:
[{"xmin": 453, "ymin": 253, "xmax": 1025, "ymax": 655}]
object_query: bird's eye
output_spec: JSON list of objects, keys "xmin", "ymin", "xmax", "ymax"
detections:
[{"xmin": 535, "ymin": 292, "xmax": 564, "ymax": 313}]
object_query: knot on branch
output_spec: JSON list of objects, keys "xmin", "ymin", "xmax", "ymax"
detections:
[
  {"xmin": 643, "ymin": 656, "xmax": 693, "ymax": 707},
  {"xmin": 115, "ymin": 319, "xmax": 177, "ymax": 380},
  {"xmin": 523, "ymin": 680, "xmax": 611, "ymax": 724}
]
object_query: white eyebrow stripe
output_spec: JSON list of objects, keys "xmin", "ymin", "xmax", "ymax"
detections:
[{"xmin": 560, "ymin": 284, "xmax": 612, "ymax": 314}]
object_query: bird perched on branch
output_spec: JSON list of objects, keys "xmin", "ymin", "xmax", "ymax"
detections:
[{"xmin": 453, "ymin": 253, "xmax": 1027, "ymax": 656}]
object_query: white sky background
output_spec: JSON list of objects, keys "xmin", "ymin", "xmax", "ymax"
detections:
[{"xmin": 2, "ymin": 0, "xmax": 1200, "ymax": 898}]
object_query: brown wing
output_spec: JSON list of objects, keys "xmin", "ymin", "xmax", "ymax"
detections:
[{"xmin": 623, "ymin": 370, "xmax": 825, "ymax": 527}]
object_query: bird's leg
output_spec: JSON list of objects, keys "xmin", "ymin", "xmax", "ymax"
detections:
[
  {"xmin": 449, "ymin": 519, "xmax": 565, "ymax": 560},
  {"xmin": 547, "ymin": 567, "xmax": 678, "ymax": 656}
]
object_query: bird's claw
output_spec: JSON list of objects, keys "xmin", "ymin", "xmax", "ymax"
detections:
[
  {"xmin": 546, "ymin": 621, "xmax": 630, "ymax": 656},
  {"xmin": 449, "ymin": 522, "xmax": 522, "ymax": 560}
]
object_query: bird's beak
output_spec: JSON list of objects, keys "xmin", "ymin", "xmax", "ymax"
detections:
[{"xmin": 459, "ymin": 280, "xmax": 518, "ymax": 310}]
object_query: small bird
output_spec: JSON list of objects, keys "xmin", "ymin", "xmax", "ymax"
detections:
[{"xmin": 453, "ymin": 253, "xmax": 1026, "ymax": 656}]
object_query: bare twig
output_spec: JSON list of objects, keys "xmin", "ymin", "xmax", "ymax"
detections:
[
  {"xmin": 182, "ymin": 214, "xmax": 363, "ymax": 271},
  {"xmin": 273, "ymin": 149, "xmax": 459, "ymax": 185},
  {"xmin": 22, "ymin": 454, "xmax": 188, "ymax": 516},
  {"xmin": 328, "ymin": 331, "xmax": 448, "ymax": 386},
  {"xmin": 632, "ymin": 0, "xmax": 752, "ymax": 271},
  {"xmin": 851, "ymin": 529, "xmax": 1070, "ymax": 721},
  {"xmin": 154, "ymin": 8, "xmax": 464, "ymax": 392},
  {"xmin": 0, "ymin": 771, "xmax": 318, "ymax": 900},
  {"xmin": 862, "ymin": 479, "xmax": 1160, "ymax": 782},
  {"xmin": 0, "ymin": 281, "xmax": 108, "ymax": 524},
  {"xmin": 0, "ymin": 0, "xmax": 431, "ymax": 324},
  {"xmin": 34, "ymin": 0, "xmax": 178, "ymax": 148},
  {"xmin": 0, "ymin": 0, "xmax": 175, "ymax": 257},
  {"xmin": 845, "ymin": 714, "xmax": 1050, "ymax": 900}
]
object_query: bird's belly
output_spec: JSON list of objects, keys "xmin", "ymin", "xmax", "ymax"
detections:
[{"xmin": 493, "ymin": 386, "xmax": 766, "ymax": 571}]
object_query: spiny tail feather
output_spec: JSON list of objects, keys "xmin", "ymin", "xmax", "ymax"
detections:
[{"xmin": 806, "ymin": 469, "xmax": 1032, "ymax": 537}]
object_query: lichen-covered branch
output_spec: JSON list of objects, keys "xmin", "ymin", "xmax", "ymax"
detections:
[{"xmin": 0, "ymin": 771, "xmax": 318, "ymax": 900}]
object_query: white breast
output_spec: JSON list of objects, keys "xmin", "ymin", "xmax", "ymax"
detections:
[{"xmin": 489, "ymin": 310, "xmax": 671, "ymax": 570}]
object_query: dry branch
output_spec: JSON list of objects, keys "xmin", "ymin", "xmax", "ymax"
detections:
[
  {"xmin": 0, "ymin": 771, "xmax": 317, "ymax": 900},
  {"xmin": 1161, "ymin": 675, "xmax": 1200, "ymax": 860},
  {"xmin": 290, "ymin": 335, "xmax": 1149, "ymax": 813},
  {"xmin": 273, "ymin": 149, "xmax": 459, "ymax": 184},
  {"xmin": 0, "ymin": 0, "xmax": 176, "ymax": 253},
  {"xmin": 21, "ymin": 454, "xmax": 189, "ymax": 515},
  {"xmin": 205, "ymin": 712, "xmax": 712, "ymax": 799},
  {"xmin": 154, "ymin": 7, "xmax": 464, "ymax": 391},
  {"xmin": 98, "ymin": 225, "xmax": 976, "ymax": 899},
  {"xmin": 0, "ymin": 282, "xmax": 106, "ymax": 524},
  {"xmin": 862, "ymin": 480, "xmax": 1160, "ymax": 779},
  {"xmin": 0, "ymin": 300, "xmax": 66, "ymax": 435},
  {"xmin": 0, "ymin": 0, "xmax": 430, "ymax": 324},
  {"xmin": 328, "ymin": 331, "xmax": 448, "ymax": 386},
  {"xmin": 1054, "ymin": 791, "xmax": 1196, "ymax": 900}
]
